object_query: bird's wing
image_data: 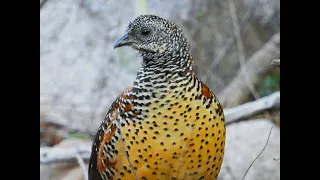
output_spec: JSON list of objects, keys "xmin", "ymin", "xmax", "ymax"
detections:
[{"xmin": 88, "ymin": 86, "xmax": 134, "ymax": 180}]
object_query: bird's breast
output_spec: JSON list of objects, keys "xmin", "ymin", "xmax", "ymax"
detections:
[{"xmin": 112, "ymin": 79, "xmax": 226, "ymax": 180}]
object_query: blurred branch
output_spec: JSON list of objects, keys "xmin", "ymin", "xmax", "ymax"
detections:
[
  {"xmin": 40, "ymin": 115, "xmax": 96, "ymax": 138},
  {"xmin": 203, "ymin": 0, "xmax": 262, "ymax": 82},
  {"xmin": 273, "ymin": 157, "xmax": 280, "ymax": 161},
  {"xmin": 224, "ymin": 91, "xmax": 280, "ymax": 125},
  {"xmin": 40, "ymin": 145, "xmax": 91, "ymax": 164},
  {"xmin": 75, "ymin": 152, "xmax": 88, "ymax": 180},
  {"xmin": 40, "ymin": 0, "xmax": 49, "ymax": 9},
  {"xmin": 40, "ymin": 91, "xmax": 280, "ymax": 147},
  {"xmin": 228, "ymin": 0, "xmax": 273, "ymax": 121},
  {"xmin": 218, "ymin": 32, "xmax": 280, "ymax": 107},
  {"xmin": 272, "ymin": 59, "xmax": 280, "ymax": 67},
  {"xmin": 40, "ymin": 92, "xmax": 279, "ymax": 165},
  {"xmin": 228, "ymin": 0, "xmax": 260, "ymax": 100},
  {"xmin": 40, "ymin": 110, "xmax": 94, "ymax": 146}
]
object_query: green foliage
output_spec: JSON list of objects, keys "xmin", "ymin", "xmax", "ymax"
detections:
[
  {"xmin": 196, "ymin": 12, "xmax": 203, "ymax": 20},
  {"xmin": 135, "ymin": 0, "xmax": 148, "ymax": 15},
  {"xmin": 258, "ymin": 74, "xmax": 280, "ymax": 97},
  {"xmin": 68, "ymin": 132, "xmax": 89, "ymax": 140}
]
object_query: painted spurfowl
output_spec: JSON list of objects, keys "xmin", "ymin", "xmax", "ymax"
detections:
[{"xmin": 88, "ymin": 15, "xmax": 226, "ymax": 180}]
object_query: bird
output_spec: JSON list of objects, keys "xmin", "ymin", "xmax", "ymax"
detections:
[{"xmin": 88, "ymin": 15, "xmax": 226, "ymax": 180}]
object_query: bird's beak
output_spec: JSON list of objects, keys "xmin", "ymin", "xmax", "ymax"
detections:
[{"xmin": 114, "ymin": 32, "xmax": 133, "ymax": 49}]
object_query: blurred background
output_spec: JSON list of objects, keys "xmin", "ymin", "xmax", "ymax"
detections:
[{"xmin": 40, "ymin": 0, "xmax": 280, "ymax": 179}]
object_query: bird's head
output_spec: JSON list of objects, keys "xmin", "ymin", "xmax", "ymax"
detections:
[{"xmin": 114, "ymin": 15, "xmax": 189, "ymax": 60}]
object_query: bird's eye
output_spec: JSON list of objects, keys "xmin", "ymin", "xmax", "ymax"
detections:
[{"xmin": 141, "ymin": 28, "xmax": 151, "ymax": 36}]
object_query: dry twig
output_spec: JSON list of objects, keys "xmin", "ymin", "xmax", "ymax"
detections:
[
  {"xmin": 40, "ymin": 145, "xmax": 91, "ymax": 164},
  {"xmin": 202, "ymin": 0, "xmax": 263, "ymax": 83},
  {"xmin": 272, "ymin": 59, "xmax": 280, "ymax": 67},
  {"xmin": 228, "ymin": 0, "xmax": 274, "ymax": 121},
  {"xmin": 218, "ymin": 32, "xmax": 280, "ymax": 107},
  {"xmin": 273, "ymin": 157, "xmax": 280, "ymax": 161},
  {"xmin": 242, "ymin": 126, "xmax": 273, "ymax": 180},
  {"xmin": 228, "ymin": 0, "xmax": 260, "ymax": 100},
  {"xmin": 40, "ymin": 115, "xmax": 96, "ymax": 139},
  {"xmin": 40, "ymin": 0, "xmax": 49, "ymax": 9},
  {"xmin": 75, "ymin": 152, "xmax": 89, "ymax": 180}
]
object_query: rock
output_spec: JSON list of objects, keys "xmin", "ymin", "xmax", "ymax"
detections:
[
  {"xmin": 61, "ymin": 167, "xmax": 85, "ymax": 180},
  {"xmin": 40, "ymin": 164, "xmax": 52, "ymax": 180},
  {"xmin": 219, "ymin": 119, "xmax": 280, "ymax": 180}
]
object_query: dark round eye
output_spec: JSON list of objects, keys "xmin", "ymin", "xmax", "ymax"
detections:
[{"xmin": 141, "ymin": 28, "xmax": 151, "ymax": 36}]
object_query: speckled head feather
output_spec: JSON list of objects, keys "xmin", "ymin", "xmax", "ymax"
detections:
[{"xmin": 114, "ymin": 15, "xmax": 191, "ymax": 67}]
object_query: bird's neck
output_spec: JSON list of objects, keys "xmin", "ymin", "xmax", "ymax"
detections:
[
  {"xmin": 133, "ymin": 45, "xmax": 195, "ymax": 93},
  {"xmin": 140, "ymin": 41, "xmax": 193, "ymax": 71}
]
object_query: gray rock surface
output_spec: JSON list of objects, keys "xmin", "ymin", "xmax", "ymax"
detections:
[{"xmin": 219, "ymin": 119, "xmax": 280, "ymax": 180}]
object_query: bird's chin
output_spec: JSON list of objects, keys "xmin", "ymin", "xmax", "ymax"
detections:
[{"xmin": 131, "ymin": 46, "xmax": 155, "ymax": 54}]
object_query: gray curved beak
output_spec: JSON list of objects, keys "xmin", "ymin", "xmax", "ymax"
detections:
[{"xmin": 114, "ymin": 32, "xmax": 130, "ymax": 49}]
